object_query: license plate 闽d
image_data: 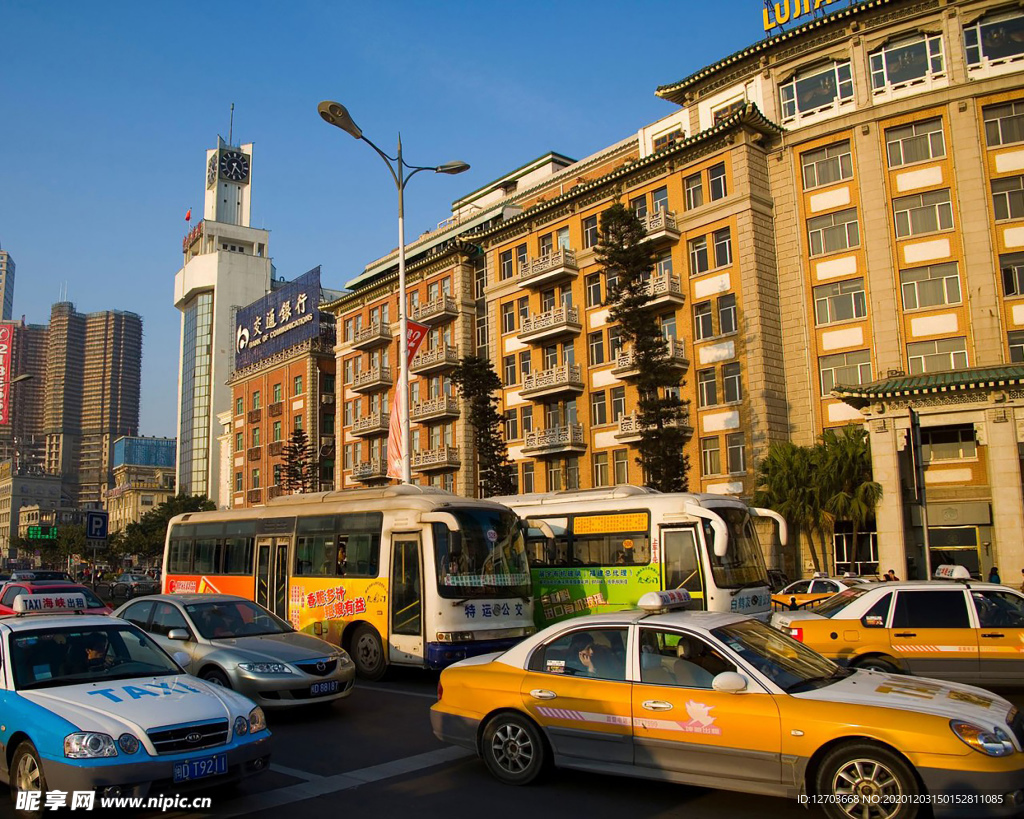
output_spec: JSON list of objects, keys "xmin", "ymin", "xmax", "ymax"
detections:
[
  {"xmin": 310, "ymin": 680, "xmax": 340, "ymax": 697},
  {"xmin": 173, "ymin": 752, "xmax": 228, "ymax": 783}
]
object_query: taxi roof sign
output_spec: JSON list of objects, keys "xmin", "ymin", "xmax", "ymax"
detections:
[
  {"xmin": 934, "ymin": 564, "xmax": 972, "ymax": 581},
  {"xmin": 638, "ymin": 589, "xmax": 691, "ymax": 612},
  {"xmin": 12, "ymin": 593, "xmax": 89, "ymax": 615}
]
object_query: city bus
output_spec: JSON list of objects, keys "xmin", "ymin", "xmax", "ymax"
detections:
[
  {"xmin": 161, "ymin": 486, "xmax": 535, "ymax": 679},
  {"xmin": 491, "ymin": 486, "xmax": 786, "ymax": 628}
]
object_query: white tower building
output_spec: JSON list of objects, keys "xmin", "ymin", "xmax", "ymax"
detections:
[{"xmin": 174, "ymin": 138, "xmax": 272, "ymax": 503}]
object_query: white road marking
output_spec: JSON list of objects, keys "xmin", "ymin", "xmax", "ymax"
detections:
[
  {"xmin": 355, "ymin": 682, "xmax": 438, "ymax": 700},
  {"xmin": 269, "ymin": 763, "xmax": 325, "ymax": 780}
]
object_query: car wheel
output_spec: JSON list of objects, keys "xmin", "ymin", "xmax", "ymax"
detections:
[
  {"xmin": 350, "ymin": 624, "xmax": 387, "ymax": 680},
  {"xmin": 481, "ymin": 713, "xmax": 547, "ymax": 785},
  {"xmin": 201, "ymin": 668, "xmax": 231, "ymax": 688},
  {"xmin": 852, "ymin": 656, "xmax": 899, "ymax": 674},
  {"xmin": 11, "ymin": 741, "xmax": 47, "ymax": 818},
  {"xmin": 815, "ymin": 742, "xmax": 919, "ymax": 819}
]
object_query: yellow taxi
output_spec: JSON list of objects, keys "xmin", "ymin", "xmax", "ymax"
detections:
[
  {"xmin": 431, "ymin": 590, "xmax": 1024, "ymax": 818},
  {"xmin": 771, "ymin": 566, "xmax": 1024, "ymax": 687},
  {"xmin": 771, "ymin": 574, "xmax": 865, "ymax": 612}
]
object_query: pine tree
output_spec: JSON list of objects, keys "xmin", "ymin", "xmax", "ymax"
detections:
[
  {"xmin": 282, "ymin": 429, "xmax": 315, "ymax": 494},
  {"xmin": 599, "ymin": 202, "xmax": 689, "ymax": 491},
  {"xmin": 451, "ymin": 355, "xmax": 516, "ymax": 497}
]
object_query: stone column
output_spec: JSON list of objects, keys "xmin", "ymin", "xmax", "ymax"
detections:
[
  {"xmin": 985, "ymin": 407, "xmax": 1024, "ymax": 576},
  {"xmin": 867, "ymin": 415, "xmax": 909, "ymax": 579}
]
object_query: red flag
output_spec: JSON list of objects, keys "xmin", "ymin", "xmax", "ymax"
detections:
[
  {"xmin": 386, "ymin": 320, "xmax": 431, "ymax": 480},
  {"xmin": 185, "ymin": 208, "xmax": 192, "ymax": 223}
]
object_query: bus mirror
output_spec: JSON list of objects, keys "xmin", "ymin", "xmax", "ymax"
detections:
[
  {"xmin": 526, "ymin": 519, "xmax": 555, "ymax": 540},
  {"xmin": 420, "ymin": 511, "xmax": 459, "ymax": 532},
  {"xmin": 750, "ymin": 507, "xmax": 788, "ymax": 547},
  {"xmin": 683, "ymin": 504, "xmax": 730, "ymax": 558}
]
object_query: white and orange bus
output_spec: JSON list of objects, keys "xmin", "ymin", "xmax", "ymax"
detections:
[{"xmin": 162, "ymin": 486, "xmax": 535, "ymax": 679}]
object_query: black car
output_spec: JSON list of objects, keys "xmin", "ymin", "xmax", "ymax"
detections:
[{"xmin": 98, "ymin": 572, "xmax": 159, "ymax": 599}]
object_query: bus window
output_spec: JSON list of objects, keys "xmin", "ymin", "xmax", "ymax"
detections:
[
  {"xmin": 294, "ymin": 513, "xmax": 382, "ymax": 577},
  {"xmin": 703, "ymin": 507, "xmax": 769, "ymax": 590},
  {"xmin": 222, "ymin": 537, "xmax": 254, "ymax": 574},
  {"xmin": 434, "ymin": 507, "xmax": 530, "ymax": 599},
  {"xmin": 194, "ymin": 539, "xmax": 218, "ymax": 573},
  {"xmin": 168, "ymin": 538, "xmax": 193, "ymax": 574},
  {"xmin": 663, "ymin": 528, "xmax": 703, "ymax": 594},
  {"xmin": 572, "ymin": 532, "xmax": 650, "ymax": 566}
]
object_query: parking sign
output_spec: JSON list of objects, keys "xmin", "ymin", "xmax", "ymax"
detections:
[{"xmin": 86, "ymin": 510, "xmax": 109, "ymax": 541}]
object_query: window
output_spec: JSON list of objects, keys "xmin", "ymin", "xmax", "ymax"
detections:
[
  {"xmin": 516, "ymin": 243, "xmax": 528, "ymax": 273},
  {"xmin": 655, "ymin": 252, "xmax": 673, "ymax": 280},
  {"xmin": 708, "ymin": 163, "xmax": 727, "ymax": 201},
  {"xmin": 591, "ymin": 391, "xmax": 607, "ymax": 426},
  {"xmin": 294, "ymin": 513, "xmax": 382, "ymax": 578},
  {"xmin": 613, "ymin": 449, "xmax": 628, "ymax": 485},
  {"xmin": 546, "ymin": 461, "xmax": 563, "ymax": 491},
  {"xmin": 984, "ymin": 100, "xmax": 1024, "ymax": 147},
  {"xmin": 700, "ymin": 437, "xmax": 721, "ymax": 476},
  {"xmin": 630, "ymin": 195, "xmax": 647, "ymax": 219},
  {"xmin": 293, "ymin": 375, "xmax": 303, "ymax": 396},
  {"xmin": 235, "ymin": 472, "xmax": 243, "ymax": 492},
  {"xmin": 583, "ymin": 215, "xmax": 599, "ymax": 248},
  {"xmin": 907, "ymin": 337, "xmax": 968, "ymax": 374},
  {"xmin": 993, "ymin": 176, "xmax": 1024, "ymax": 220},
  {"xmin": 780, "ymin": 61, "xmax": 854, "ymax": 121},
  {"xmin": 529, "ymin": 627, "xmax": 629, "ymax": 680},
  {"xmin": 965, "ymin": 12, "xmax": 1024, "ymax": 70},
  {"xmin": 344, "ymin": 319, "xmax": 354, "ymax": 342},
  {"xmin": 723, "ymin": 363, "xmax": 742, "ymax": 403},
  {"xmin": 713, "ymin": 98, "xmax": 746, "ymax": 123},
  {"xmin": 343, "ymin": 359, "xmax": 354, "ymax": 384},
  {"xmin": 235, "ymin": 397, "xmax": 243, "ymax": 415},
  {"xmin": 519, "ymin": 351, "xmax": 531, "ymax": 380},
  {"xmin": 565, "ymin": 457, "xmax": 580, "ymax": 490},
  {"xmin": 689, "ymin": 236, "xmax": 709, "ymax": 275},
  {"xmin": 608, "ymin": 326, "xmax": 623, "ymax": 361},
  {"xmin": 808, "ymin": 208, "xmax": 860, "ymax": 256},
  {"xmin": 819, "ymin": 350, "xmax": 873, "ymax": 394},
  {"xmin": 343, "ymin": 444, "xmax": 353, "ymax": 470},
  {"xmin": 892, "ymin": 590, "xmax": 969, "ymax": 629},
  {"xmin": 557, "ymin": 227, "xmax": 570, "ymax": 250},
  {"xmin": 921, "ymin": 427, "xmax": 977, "ymax": 461},
  {"xmin": 660, "ymin": 313, "xmax": 677, "ymax": 340},
  {"xmin": 500, "ymin": 249, "xmax": 515, "ymax": 280},
  {"xmin": 698, "ymin": 369, "xmax": 717, "ymax": 407},
  {"xmin": 801, "ymin": 141, "xmax": 853, "ymax": 189},
  {"xmin": 294, "ymin": 414, "xmax": 303, "ymax": 430},
  {"xmin": 503, "ymin": 410, "xmax": 519, "ymax": 440},
  {"xmin": 814, "ymin": 278, "xmax": 867, "ymax": 324},
  {"xmin": 517, "ymin": 296, "xmax": 530, "ymax": 325},
  {"xmin": 870, "ymin": 34, "xmax": 944, "ymax": 91},
  {"xmin": 694, "ymin": 301, "xmax": 713, "ymax": 340},
  {"xmin": 502, "ymin": 355, "xmax": 516, "ymax": 386},
  {"xmin": 272, "ymin": 421, "xmax": 282, "ymax": 442},
  {"xmin": 593, "ymin": 452, "xmax": 609, "ymax": 487},
  {"xmin": 1010, "ymin": 330, "xmax": 1024, "ymax": 362},
  {"xmin": 713, "ymin": 228, "xmax": 732, "ymax": 268},
  {"xmin": 727, "ymin": 433, "xmax": 746, "ymax": 474},
  {"xmin": 900, "ymin": 263, "xmax": 961, "ymax": 310},
  {"xmin": 235, "ymin": 432, "xmax": 243, "ymax": 452},
  {"xmin": 1002, "ymin": 252, "xmax": 1024, "ymax": 296},
  {"xmin": 539, "ymin": 233, "xmax": 554, "ymax": 257},
  {"xmin": 652, "ymin": 129, "xmax": 683, "ymax": 151},
  {"xmin": 586, "ymin": 273, "xmax": 602, "ymax": 307},
  {"xmin": 252, "ymin": 468, "xmax": 261, "ymax": 489},
  {"xmin": 885, "ymin": 118, "xmax": 945, "ymax": 167},
  {"xmin": 521, "ymin": 406, "xmax": 533, "ymax": 434},
  {"xmin": 893, "ymin": 189, "xmax": 953, "ymax": 238},
  {"xmin": 685, "ymin": 173, "xmax": 704, "ymax": 209},
  {"xmin": 717, "ymin": 293, "xmax": 736, "ymax": 335},
  {"xmin": 588, "ymin": 332, "xmax": 605, "ymax": 366},
  {"xmin": 273, "ymin": 464, "xmax": 282, "ymax": 486},
  {"xmin": 652, "ymin": 187, "xmax": 669, "ymax": 214},
  {"xmin": 252, "ymin": 427, "xmax": 261, "ymax": 447},
  {"xmin": 252, "ymin": 391, "xmax": 261, "ymax": 410},
  {"xmin": 973, "ymin": 590, "xmax": 1024, "ymax": 628},
  {"xmin": 610, "ymin": 387, "xmax": 626, "ymax": 422},
  {"xmin": 501, "ymin": 303, "xmax": 515, "ymax": 334},
  {"xmin": 520, "ymin": 462, "xmax": 534, "ymax": 493}
]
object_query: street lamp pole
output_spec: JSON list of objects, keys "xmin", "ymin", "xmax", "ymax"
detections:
[{"xmin": 318, "ymin": 101, "xmax": 469, "ymax": 484}]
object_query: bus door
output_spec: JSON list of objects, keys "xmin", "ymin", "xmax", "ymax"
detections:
[
  {"xmin": 255, "ymin": 537, "xmax": 290, "ymax": 618},
  {"xmin": 660, "ymin": 527, "xmax": 705, "ymax": 609},
  {"xmin": 389, "ymin": 533, "xmax": 424, "ymax": 663}
]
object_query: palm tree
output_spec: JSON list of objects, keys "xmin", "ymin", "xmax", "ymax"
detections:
[{"xmin": 822, "ymin": 425, "xmax": 882, "ymax": 571}]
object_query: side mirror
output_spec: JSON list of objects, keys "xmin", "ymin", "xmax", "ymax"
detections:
[
  {"xmin": 861, "ymin": 615, "xmax": 885, "ymax": 629},
  {"xmin": 167, "ymin": 628, "xmax": 191, "ymax": 642},
  {"xmin": 711, "ymin": 671, "xmax": 748, "ymax": 694},
  {"xmin": 172, "ymin": 651, "xmax": 191, "ymax": 668}
]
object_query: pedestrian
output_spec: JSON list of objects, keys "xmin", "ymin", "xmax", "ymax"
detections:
[
  {"xmin": 988, "ymin": 566, "xmax": 1001, "ymax": 584},
  {"xmin": 886, "ymin": 568, "xmax": 900, "ymax": 582},
  {"xmin": 1019, "ymin": 568, "xmax": 1024, "ymax": 592}
]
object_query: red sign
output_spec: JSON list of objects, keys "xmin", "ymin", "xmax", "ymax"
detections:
[
  {"xmin": 386, "ymin": 320, "xmax": 432, "ymax": 479},
  {"xmin": 0, "ymin": 325, "xmax": 12, "ymax": 426},
  {"xmin": 406, "ymin": 320, "xmax": 429, "ymax": 364}
]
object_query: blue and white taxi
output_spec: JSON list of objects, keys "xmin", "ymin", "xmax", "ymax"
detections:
[{"xmin": 0, "ymin": 593, "xmax": 271, "ymax": 811}]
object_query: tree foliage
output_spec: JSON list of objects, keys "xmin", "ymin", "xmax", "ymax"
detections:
[
  {"xmin": 282, "ymin": 428, "xmax": 316, "ymax": 494},
  {"xmin": 112, "ymin": 494, "xmax": 216, "ymax": 565},
  {"xmin": 451, "ymin": 355, "xmax": 515, "ymax": 497},
  {"xmin": 599, "ymin": 203, "xmax": 689, "ymax": 491},
  {"xmin": 753, "ymin": 425, "xmax": 881, "ymax": 574}
]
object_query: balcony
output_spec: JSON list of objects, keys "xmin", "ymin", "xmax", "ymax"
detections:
[
  {"xmin": 352, "ymin": 459, "xmax": 388, "ymax": 482},
  {"xmin": 410, "ymin": 344, "xmax": 459, "ymax": 375},
  {"xmin": 351, "ymin": 367, "xmax": 393, "ymax": 394},
  {"xmin": 615, "ymin": 412, "xmax": 694, "ymax": 443},
  {"xmin": 351, "ymin": 413, "xmax": 390, "ymax": 437},
  {"xmin": 411, "ymin": 295, "xmax": 458, "ymax": 325},
  {"xmin": 520, "ymin": 364, "xmax": 585, "ymax": 400},
  {"xmin": 247, "ymin": 488, "xmax": 262, "ymax": 505},
  {"xmin": 320, "ymin": 435, "xmax": 336, "ymax": 454},
  {"xmin": 247, "ymin": 446, "xmax": 262, "ymax": 461},
  {"xmin": 639, "ymin": 210, "xmax": 681, "ymax": 244},
  {"xmin": 320, "ymin": 393, "xmax": 336, "ymax": 405},
  {"xmin": 268, "ymin": 441, "xmax": 283, "ymax": 456},
  {"xmin": 411, "ymin": 446, "xmax": 461, "ymax": 472},
  {"xmin": 268, "ymin": 402, "xmax": 284, "ymax": 417},
  {"xmin": 268, "ymin": 485, "xmax": 284, "ymax": 500},
  {"xmin": 518, "ymin": 248, "xmax": 579, "ymax": 289},
  {"xmin": 612, "ymin": 337, "xmax": 689, "ymax": 379},
  {"xmin": 522, "ymin": 424, "xmax": 587, "ymax": 457},
  {"xmin": 248, "ymin": 408, "xmax": 262, "ymax": 423},
  {"xmin": 410, "ymin": 396, "xmax": 460, "ymax": 423},
  {"xmin": 352, "ymin": 322, "xmax": 391, "ymax": 351},
  {"xmin": 518, "ymin": 306, "xmax": 582, "ymax": 344},
  {"xmin": 645, "ymin": 271, "xmax": 685, "ymax": 309}
]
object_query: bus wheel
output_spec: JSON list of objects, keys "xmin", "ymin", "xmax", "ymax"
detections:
[{"xmin": 351, "ymin": 624, "xmax": 387, "ymax": 680}]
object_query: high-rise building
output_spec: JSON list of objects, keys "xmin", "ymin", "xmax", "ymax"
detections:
[
  {"xmin": 0, "ymin": 319, "xmax": 48, "ymax": 470},
  {"xmin": 174, "ymin": 138, "xmax": 273, "ymax": 503},
  {"xmin": 0, "ymin": 244, "xmax": 16, "ymax": 321},
  {"xmin": 106, "ymin": 436, "xmax": 176, "ymax": 534}
]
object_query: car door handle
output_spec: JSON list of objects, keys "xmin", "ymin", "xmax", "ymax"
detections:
[
  {"xmin": 642, "ymin": 700, "xmax": 673, "ymax": 712},
  {"xmin": 981, "ymin": 633, "xmax": 1005, "ymax": 638},
  {"xmin": 893, "ymin": 632, "xmax": 917, "ymax": 637},
  {"xmin": 529, "ymin": 689, "xmax": 557, "ymax": 700}
]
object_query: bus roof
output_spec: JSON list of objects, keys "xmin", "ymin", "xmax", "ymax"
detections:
[{"xmin": 491, "ymin": 487, "xmax": 749, "ymax": 511}]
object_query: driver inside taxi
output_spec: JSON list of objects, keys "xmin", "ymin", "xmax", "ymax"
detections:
[{"xmin": 84, "ymin": 632, "xmax": 114, "ymax": 671}]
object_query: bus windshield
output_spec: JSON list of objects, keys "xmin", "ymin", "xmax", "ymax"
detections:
[
  {"xmin": 703, "ymin": 506, "xmax": 769, "ymax": 590},
  {"xmin": 434, "ymin": 507, "xmax": 531, "ymax": 600}
]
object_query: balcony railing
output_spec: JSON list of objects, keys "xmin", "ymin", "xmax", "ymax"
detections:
[
  {"xmin": 518, "ymin": 306, "xmax": 581, "ymax": 343},
  {"xmin": 352, "ymin": 367, "xmax": 393, "ymax": 393},
  {"xmin": 268, "ymin": 402, "xmax": 284, "ymax": 417},
  {"xmin": 520, "ymin": 364, "xmax": 584, "ymax": 398},
  {"xmin": 411, "ymin": 446, "xmax": 460, "ymax": 472},
  {"xmin": 522, "ymin": 423, "xmax": 587, "ymax": 456},
  {"xmin": 268, "ymin": 441, "xmax": 283, "ymax": 456},
  {"xmin": 320, "ymin": 393, "xmax": 336, "ymax": 405},
  {"xmin": 645, "ymin": 271, "xmax": 685, "ymax": 306},
  {"xmin": 615, "ymin": 412, "xmax": 693, "ymax": 442},
  {"xmin": 247, "ymin": 488, "xmax": 262, "ymax": 504},
  {"xmin": 612, "ymin": 337, "xmax": 689, "ymax": 377},
  {"xmin": 351, "ymin": 412, "xmax": 390, "ymax": 437},
  {"xmin": 518, "ymin": 248, "xmax": 579, "ymax": 288},
  {"xmin": 352, "ymin": 322, "xmax": 391, "ymax": 350},
  {"xmin": 248, "ymin": 408, "xmax": 262, "ymax": 423},
  {"xmin": 639, "ymin": 210, "xmax": 681, "ymax": 243},
  {"xmin": 247, "ymin": 446, "xmax": 262, "ymax": 461},
  {"xmin": 410, "ymin": 396, "xmax": 460, "ymax": 423},
  {"xmin": 410, "ymin": 344, "xmax": 459, "ymax": 375},
  {"xmin": 411, "ymin": 295, "xmax": 458, "ymax": 325},
  {"xmin": 268, "ymin": 485, "xmax": 284, "ymax": 500},
  {"xmin": 352, "ymin": 459, "xmax": 388, "ymax": 481}
]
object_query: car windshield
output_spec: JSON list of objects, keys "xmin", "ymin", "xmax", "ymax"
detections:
[
  {"xmin": 702, "ymin": 506, "xmax": 770, "ymax": 590},
  {"xmin": 433, "ymin": 507, "xmax": 531, "ymax": 600},
  {"xmin": 712, "ymin": 619, "xmax": 844, "ymax": 693},
  {"xmin": 813, "ymin": 587, "xmax": 870, "ymax": 618},
  {"xmin": 10, "ymin": 624, "xmax": 180, "ymax": 691},
  {"xmin": 185, "ymin": 599, "xmax": 292, "ymax": 639}
]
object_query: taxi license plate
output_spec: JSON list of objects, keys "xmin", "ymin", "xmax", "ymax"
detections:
[
  {"xmin": 173, "ymin": 753, "xmax": 227, "ymax": 783},
  {"xmin": 310, "ymin": 680, "xmax": 340, "ymax": 697}
]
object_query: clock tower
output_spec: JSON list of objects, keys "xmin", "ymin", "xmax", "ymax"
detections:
[{"xmin": 205, "ymin": 137, "xmax": 253, "ymax": 226}]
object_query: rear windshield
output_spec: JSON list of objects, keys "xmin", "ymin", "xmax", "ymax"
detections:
[{"xmin": 813, "ymin": 587, "xmax": 869, "ymax": 618}]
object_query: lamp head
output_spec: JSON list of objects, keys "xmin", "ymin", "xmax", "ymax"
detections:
[
  {"xmin": 436, "ymin": 161, "xmax": 470, "ymax": 175},
  {"xmin": 317, "ymin": 101, "xmax": 362, "ymax": 140}
]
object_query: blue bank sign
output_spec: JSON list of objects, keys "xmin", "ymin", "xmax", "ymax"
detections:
[{"xmin": 235, "ymin": 267, "xmax": 322, "ymax": 369}]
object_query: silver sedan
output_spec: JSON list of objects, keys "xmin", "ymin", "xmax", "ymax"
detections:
[{"xmin": 113, "ymin": 593, "xmax": 355, "ymax": 708}]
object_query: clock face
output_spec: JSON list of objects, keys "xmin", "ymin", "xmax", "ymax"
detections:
[
  {"xmin": 207, "ymin": 154, "xmax": 217, "ymax": 189},
  {"xmin": 219, "ymin": 150, "xmax": 250, "ymax": 183}
]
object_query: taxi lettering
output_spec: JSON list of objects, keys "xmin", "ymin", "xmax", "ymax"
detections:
[{"xmin": 87, "ymin": 680, "xmax": 204, "ymax": 702}]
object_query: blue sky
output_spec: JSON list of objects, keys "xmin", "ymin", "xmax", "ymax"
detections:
[{"xmin": 1, "ymin": 1, "xmax": 775, "ymax": 437}]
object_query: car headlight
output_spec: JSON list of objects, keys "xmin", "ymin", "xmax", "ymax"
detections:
[
  {"xmin": 336, "ymin": 651, "xmax": 353, "ymax": 667},
  {"xmin": 951, "ymin": 720, "xmax": 1015, "ymax": 756},
  {"xmin": 237, "ymin": 662, "xmax": 293, "ymax": 674},
  {"xmin": 65, "ymin": 732, "xmax": 117, "ymax": 758},
  {"xmin": 117, "ymin": 734, "xmax": 140, "ymax": 754},
  {"xmin": 233, "ymin": 715, "xmax": 249, "ymax": 736},
  {"xmin": 248, "ymin": 707, "xmax": 267, "ymax": 734}
]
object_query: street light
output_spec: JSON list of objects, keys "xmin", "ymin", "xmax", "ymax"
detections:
[{"xmin": 318, "ymin": 100, "xmax": 470, "ymax": 484}]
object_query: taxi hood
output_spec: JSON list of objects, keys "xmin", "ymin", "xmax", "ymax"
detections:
[
  {"xmin": 19, "ymin": 674, "xmax": 255, "ymax": 749},
  {"xmin": 795, "ymin": 669, "xmax": 1016, "ymax": 727},
  {"xmin": 771, "ymin": 610, "xmax": 826, "ymax": 629}
]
